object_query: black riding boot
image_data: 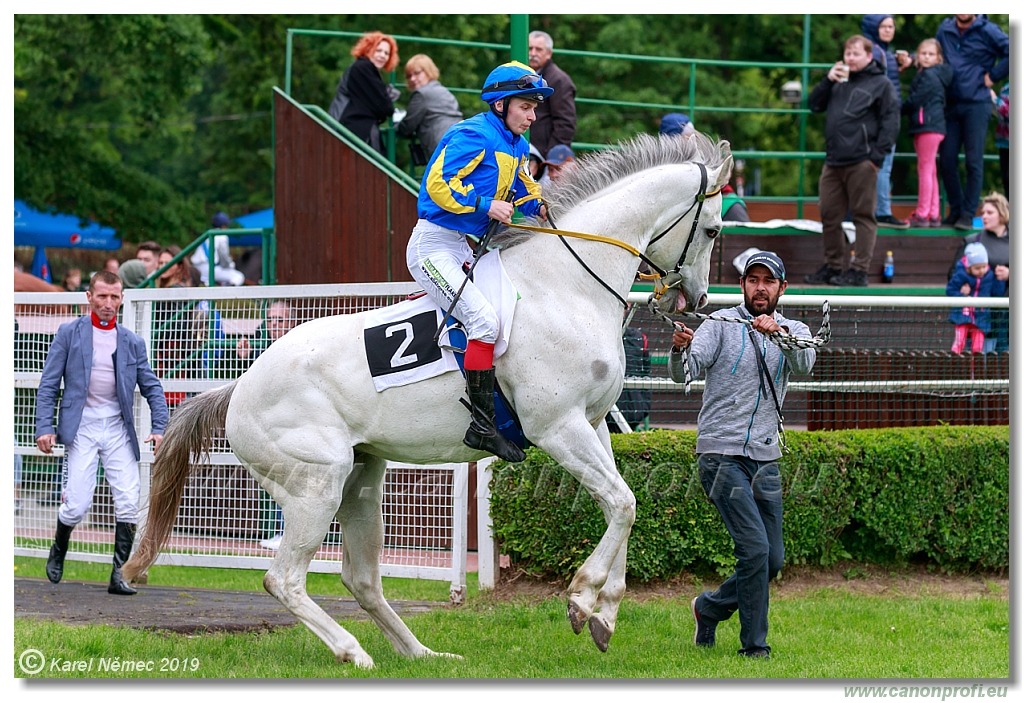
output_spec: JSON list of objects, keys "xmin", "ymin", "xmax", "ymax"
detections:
[
  {"xmin": 46, "ymin": 518, "xmax": 74, "ymax": 584},
  {"xmin": 463, "ymin": 368, "xmax": 526, "ymax": 463},
  {"xmin": 108, "ymin": 521, "xmax": 138, "ymax": 595}
]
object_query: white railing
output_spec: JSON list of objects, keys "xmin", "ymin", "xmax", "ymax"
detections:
[{"xmin": 13, "ymin": 284, "xmax": 500, "ymax": 599}]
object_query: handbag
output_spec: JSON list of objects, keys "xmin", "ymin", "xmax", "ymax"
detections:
[{"xmin": 409, "ymin": 140, "xmax": 428, "ymax": 167}]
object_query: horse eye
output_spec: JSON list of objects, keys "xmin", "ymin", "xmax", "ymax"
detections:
[{"xmin": 706, "ymin": 227, "xmax": 721, "ymax": 239}]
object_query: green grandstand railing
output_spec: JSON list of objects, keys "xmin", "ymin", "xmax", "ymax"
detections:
[{"xmin": 282, "ymin": 19, "xmax": 997, "ymax": 219}]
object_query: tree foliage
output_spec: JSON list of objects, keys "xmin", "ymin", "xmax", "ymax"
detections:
[{"xmin": 14, "ymin": 14, "xmax": 1008, "ymax": 247}]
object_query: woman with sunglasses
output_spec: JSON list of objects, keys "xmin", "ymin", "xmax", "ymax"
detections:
[{"xmin": 406, "ymin": 61, "xmax": 552, "ymax": 463}]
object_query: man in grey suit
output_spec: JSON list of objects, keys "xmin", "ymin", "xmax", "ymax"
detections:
[{"xmin": 35, "ymin": 270, "xmax": 169, "ymax": 595}]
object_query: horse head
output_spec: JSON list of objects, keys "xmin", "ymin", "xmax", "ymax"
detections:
[{"xmin": 643, "ymin": 134, "xmax": 733, "ymax": 315}]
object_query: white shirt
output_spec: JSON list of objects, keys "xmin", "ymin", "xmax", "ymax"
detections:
[{"xmin": 82, "ymin": 325, "xmax": 120, "ymax": 421}]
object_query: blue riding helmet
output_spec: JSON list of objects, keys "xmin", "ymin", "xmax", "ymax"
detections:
[{"xmin": 480, "ymin": 61, "xmax": 553, "ymax": 104}]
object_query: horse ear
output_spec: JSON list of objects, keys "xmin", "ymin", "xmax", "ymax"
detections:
[{"xmin": 713, "ymin": 154, "xmax": 734, "ymax": 192}]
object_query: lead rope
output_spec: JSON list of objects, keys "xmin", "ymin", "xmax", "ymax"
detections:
[{"xmin": 647, "ymin": 298, "xmax": 832, "ymax": 394}]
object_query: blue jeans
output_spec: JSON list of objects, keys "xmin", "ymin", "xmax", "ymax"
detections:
[
  {"xmin": 939, "ymin": 100, "xmax": 992, "ymax": 219},
  {"xmin": 875, "ymin": 145, "xmax": 896, "ymax": 217},
  {"xmin": 697, "ymin": 453, "xmax": 784, "ymax": 653}
]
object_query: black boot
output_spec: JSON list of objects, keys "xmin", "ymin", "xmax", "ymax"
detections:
[
  {"xmin": 108, "ymin": 521, "xmax": 138, "ymax": 595},
  {"xmin": 463, "ymin": 368, "xmax": 527, "ymax": 463},
  {"xmin": 46, "ymin": 519, "xmax": 74, "ymax": 584}
]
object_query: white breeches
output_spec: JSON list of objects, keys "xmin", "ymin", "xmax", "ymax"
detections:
[
  {"xmin": 406, "ymin": 219, "xmax": 499, "ymax": 343},
  {"xmin": 58, "ymin": 416, "xmax": 140, "ymax": 526}
]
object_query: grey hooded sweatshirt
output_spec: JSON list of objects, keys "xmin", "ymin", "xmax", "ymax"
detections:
[{"xmin": 668, "ymin": 305, "xmax": 816, "ymax": 461}]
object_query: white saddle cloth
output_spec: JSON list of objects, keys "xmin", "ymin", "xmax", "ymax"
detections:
[{"xmin": 363, "ymin": 250, "xmax": 519, "ymax": 392}]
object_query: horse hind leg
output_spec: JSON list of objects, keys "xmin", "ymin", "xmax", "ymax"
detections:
[
  {"xmin": 336, "ymin": 454, "xmax": 461, "ymax": 661},
  {"xmin": 259, "ymin": 453, "xmax": 375, "ymax": 668}
]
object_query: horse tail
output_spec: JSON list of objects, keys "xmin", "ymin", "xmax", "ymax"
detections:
[{"xmin": 123, "ymin": 380, "xmax": 238, "ymax": 582}]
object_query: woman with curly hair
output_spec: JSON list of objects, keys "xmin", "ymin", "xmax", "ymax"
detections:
[{"xmin": 328, "ymin": 31, "xmax": 400, "ymax": 154}]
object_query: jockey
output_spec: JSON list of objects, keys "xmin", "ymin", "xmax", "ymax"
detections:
[{"xmin": 406, "ymin": 61, "xmax": 551, "ymax": 463}]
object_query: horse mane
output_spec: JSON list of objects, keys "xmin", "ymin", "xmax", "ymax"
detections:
[{"xmin": 494, "ymin": 132, "xmax": 731, "ymax": 248}]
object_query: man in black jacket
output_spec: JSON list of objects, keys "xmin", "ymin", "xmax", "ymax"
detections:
[
  {"xmin": 527, "ymin": 30, "xmax": 577, "ymax": 157},
  {"xmin": 804, "ymin": 35, "xmax": 900, "ymax": 288}
]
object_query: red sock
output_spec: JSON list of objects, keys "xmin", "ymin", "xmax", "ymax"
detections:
[{"xmin": 464, "ymin": 340, "xmax": 495, "ymax": 370}]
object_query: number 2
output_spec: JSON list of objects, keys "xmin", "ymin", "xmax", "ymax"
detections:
[{"xmin": 386, "ymin": 322, "xmax": 418, "ymax": 368}]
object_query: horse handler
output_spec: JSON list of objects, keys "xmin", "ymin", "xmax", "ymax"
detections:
[
  {"xmin": 668, "ymin": 252, "xmax": 817, "ymax": 658},
  {"xmin": 406, "ymin": 60, "xmax": 551, "ymax": 463},
  {"xmin": 35, "ymin": 270, "xmax": 168, "ymax": 595}
]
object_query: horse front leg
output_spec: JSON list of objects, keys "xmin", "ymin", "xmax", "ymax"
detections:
[
  {"xmin": 586, "ymin": 420, "xmax": 627, "ymax": 651},
  {"xmin": 534, "ymin": 419, "xmax": 636, "ymax": 646}
]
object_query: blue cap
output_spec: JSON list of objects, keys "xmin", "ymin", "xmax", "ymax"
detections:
[
  {"xmin": 743, "ymin": 251, "xmax": 786, "ymax": 280},
  {"xmin": 212, "ymin": 211, "xmax": 231, "ymax": 228},
  {"xmin": 660, "ymin": 112, "xmax": 694, "ymax": 137},
  {"xmin": 543, "ymin": 144, "xmax": 575, "ymax": 165}
]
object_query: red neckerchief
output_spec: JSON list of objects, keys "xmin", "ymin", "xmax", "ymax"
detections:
[{"xmin": 91, "ymin": 311, "xmax": 116, "ymax": 330}]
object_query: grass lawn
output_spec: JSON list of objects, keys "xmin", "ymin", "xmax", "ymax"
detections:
[{"xmin": 12, "ymin": 557, "xmax": 1009, "ymax": 681}]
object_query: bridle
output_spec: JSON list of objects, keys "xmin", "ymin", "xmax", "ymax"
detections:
[{"xmin": 643, "ymin": 161, "xmax": 722, "ymax": 303}]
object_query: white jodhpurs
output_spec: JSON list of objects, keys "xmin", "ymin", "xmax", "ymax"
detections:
[
  {"xmin": 58, "ymin": 415, "xmax": 141, "ymax": 526},
  {"xmin": 406, "ymin": 219, "xmax": 499, "ymax": 344}
]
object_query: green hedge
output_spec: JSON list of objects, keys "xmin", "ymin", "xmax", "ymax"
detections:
[{"xmin": 488, "ymin": 426, "xmax": 1009, "ymax": 580}]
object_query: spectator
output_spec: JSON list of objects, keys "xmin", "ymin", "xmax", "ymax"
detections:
[
  {"xmin": 14, "ymin": 444, "xmax": 22, "ymax": 515},
  {"xmin": 861, "ymin": 15, "xmax": 909, "ymax": 229},
  {"xmin": 605, "ymin": 313, "xmax": 652, "ymax": 433},
  {"xmin": 406, "ymin": 61, "xmax": 551, "ymax": 464},
  {"xmin": 135, "ymin": 241, "xmax": 161, "ymax": 277},
  {"xmin": 903, "ymin": 39, "xmax": 953, "ymax": 228},
  {"xmin": 946, "ymin": 242, "xmax": 1007, "ymax": 354},
  {"xmin": 191, "ymin": 212, "xmax": 245, "ymax": 286},
  {"xmin": 527, "ymin": 30, "xmax": 577, "ymax": 157},
  {"xmin": 952, "ymin": 192, "xmax": 1010, "ymax": 353},
  {"xmin": 240, "ymin": 300, "xmax": 297, "ymax": 551},
  {"xmin": 396, "ymin": 54, "xmax": 463, "ymax": 162},
  {"xmin": 669, "ymin": 251, "xmax": 816, "ymax": 659},
  {"xmin": 936, "ymin": 15, "xmax": 1010, "ymax": 230},
  {"xmin": 660, "ymin": 113, "xmax": 750, "ymax": 221},
  {"xmin": 992, "ymin": 82, "xmax": 1009, "ymax": 199},
  {"xmin": 103, "ymin": 257, "xmax": 120, "ymax": 274},
  {"xmin": 540, "ymin": 143, "xmax": 576, "ymax": 187},
  {"xmin": 157, "ymin": 245, "xmax": 196, "ymax": 289},
  {"xmin": 236, "ymin": 300, "xmax": 295, "ymax": 369},
  {"xmin": 527, "ymin": 142, "xmax": 546, "ymax": 181},
  {"xmin": 153, "ymin": 246, "xmax": 196, "ymax": 401},
  {"xmin": 62, "ymin": 268, "xmax": 84, "ymax": 292},
  {"xmin": 117, "ymin": 259, "xmax": 148, "ymax": 289},
  {"xmin": 328, "ymin": 31, "xmax": 400, "ymax": 155},
  {"xmin": 804, "ymin": 35, "xmax": 900, "ymax": 288},
  {"xmin": 34, "ymin": 271, "xmax": 168, "ymax": 595}
]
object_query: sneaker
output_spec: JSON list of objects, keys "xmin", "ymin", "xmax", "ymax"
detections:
[
  {"xmin": 954, "ymin": 214, "xmax": 975, "ymax": 231},
  {"xmin": 876, "ymin": 214, "xmax": 909, "ymax": 229},
  {"xmin": 739, "ymin": 647, "xmax": 771, "ymax": 659},
  {"xmin": 828, "ymin": 269, "xmax": 869, "ymax": 287},
  {"xmin": 692, "ymin": 596, "xmax": 717, "ymax": 647},
  {"xmin": 803, "ymin": 264, "xmax": 842, "ymax": 285},
  {"xmin": 941, "ymin": 212, "xmax": 961, "ymax": 226},
  {"xmin": 929, "ymin": 218, "xmax": 944, "ymax": 228},
  {"xmin": 259, "ymin": 534, "xmax": 283, "ymax": 550},
  {"xmin": 908, "ymin": 215, "xmax": 931, "ymax": 228}
]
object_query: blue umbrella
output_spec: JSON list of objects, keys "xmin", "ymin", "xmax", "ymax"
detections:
[
  {"xmin": 230, "ymin": 208, "xmax": 273, "ymax": 247},
  {"xmin": 14, "ymin": 200, "xmax": 121, "ymax": 249}
]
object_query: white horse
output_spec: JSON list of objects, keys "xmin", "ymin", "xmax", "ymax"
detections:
[{"xmin": 124, "ymin": 132, "xmax": 733, "ymax": 668}]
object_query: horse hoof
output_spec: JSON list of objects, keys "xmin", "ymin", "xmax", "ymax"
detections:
[
  {"xmin": 339, "ymin": 651, "xmax": 375, "ymax": 669},
  {"xmin": 567, "ymin": 600, "xmax": 589, "ymax": 635},
  {"xmin": 589, "ymin": 616, "xmax": 612, "ymax": 653}
]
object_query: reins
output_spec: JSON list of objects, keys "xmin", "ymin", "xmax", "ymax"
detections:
[{"xmin": 510, "ymin": 161, "xmax": 723, "ymax": 308}]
